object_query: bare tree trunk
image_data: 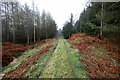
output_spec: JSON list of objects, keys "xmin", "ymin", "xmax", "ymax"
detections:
[
  {"xmin": 5, "ymin": 3, "xmax": 10, "ymax": 42},
  {"xmin": 80, "ymin": 27, "xmax": 81, "ymax": 33},
  {"xmin": 100, "ymin": 3, "xmax": 103, "ymax": 37},
  {"xmin": 34, "ymin": 22, "xmax": 35, "ymax": 42},
  {"xmin": 5, "ymin": 3, "xmax": 7, "ymax": 42},
  {"xmin": 7, "ymin": 3, "xmax": 9, "ymax": 42},
  {"xmin": 27, "ymin": 36, "xmax": 29, "ymax": 45},
  {"xmin": 69, "ymin": 33, "xmax": 70, "ymax": 38},
  {"xmin": 12, "ymin": 3, "xmax": 15, "ymax": 43},
  {"xmin": 33, "ymin": 0, "xmax": 35, "ymax": 42},
  {"xmin": 45, "ymin": 27, "xmax": 48, "ymax": 39}
]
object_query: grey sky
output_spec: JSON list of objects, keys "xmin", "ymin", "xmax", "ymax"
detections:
[{"xmin": 19, "ymin": 0, "xmax": 87, "ymax": 29}]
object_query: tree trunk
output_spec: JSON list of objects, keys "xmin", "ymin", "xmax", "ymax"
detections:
[
  {"xmin": 80, "ymin": 27, "xmax": 81, "ymax": 33},
  {"xmin": 27, "ymin": 36, "xmax": 29, "ymax": 45},
  {"xmin": 45, "ymin": 26, "xmax": 48, "ymax": 39},
  {"xmin": 7, "ymin": 3, "xmax": 9, "ymax": 42},
  {"xmin": 12, "ymin": 3, "xmax": 15, "ymax": 43},
  {"xmin": 100, "ymin": 3, "xmax": 103, "ymax": 37},
  {"xmin": 5, "ymin": 3, "xmax": 7, "ymax": 42},
  {"xmin": 33, "ymin": 0, "xmax": 35, "ymax": 42},
  {"xmin": 34, "ymin": 23, "xmax": 35, "ymax": 42},
  {"xmin": 69, "ymin": 33, "xmax": 70, "ymax": 38}
]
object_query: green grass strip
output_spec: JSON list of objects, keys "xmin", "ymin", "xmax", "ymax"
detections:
[{"xmin": 40, "ymin": 39, "xmax": 89, "ymax": 78}]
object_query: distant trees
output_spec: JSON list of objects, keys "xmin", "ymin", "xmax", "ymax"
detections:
[
  {"xmin": 62, "ymin": 13, "xmax": 77, "ymax": 39},
  {"xmin": 40, "ymin": 11, "xmax": 57, "ymax": 39},
  {"xmin": 56, "ymin": 29, "xmax": 63, "ymax": 37},
  {"xmin": 1, "ymin": 1, "xmax": 57, "ymax": 44}
]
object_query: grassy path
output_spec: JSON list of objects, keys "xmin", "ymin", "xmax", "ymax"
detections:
[
  {"xmin": 2, "ymin": 39, "xmax": 89, "ymax": 79},
  {"xmin": 40, "ymin": 39, "xmax": 88, "ymax": 78}
]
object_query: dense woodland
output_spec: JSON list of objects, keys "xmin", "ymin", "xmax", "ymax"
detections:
[
  {"xmin": 1, "ymin": 2, "xmax": 57, "ymax": 44},
  {"xmin": 63, "ymin": 2, "xmax": 120, "ymax": 42},
  {"xmin": 1, "ymin": 2, "xmax": 120, "ymax": 44}
]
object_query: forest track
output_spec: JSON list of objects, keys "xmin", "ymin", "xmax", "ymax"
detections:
[
  {"xmin": 39, "ymin": 39, "xmax": 88, "ymax": 78},
  {"xmin": 2, "ymin": 35, "xmax": 118, "ymax": 79},
  {"xmin": 36, "ymin": 43, "xmax": 58, "ymax": 78},
  {"xmin": 64, "ymin": 41, "xmax": 77, "ymax": 78},
  {"xmin": 1, "ymin": 38, "xmax": 89, "ymax": 79}
]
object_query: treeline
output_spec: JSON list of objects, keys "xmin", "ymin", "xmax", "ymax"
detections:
[
  {"xmin": 62, "ymin": 13, "xmax": 77, "ymax": 39},
  {"xmin": 63, "ymin": 2, "xmax": 120, "ymax": 41},
  {"xmin": 1, "ymin": 2, "xmax": 57, "ymax": 44}
]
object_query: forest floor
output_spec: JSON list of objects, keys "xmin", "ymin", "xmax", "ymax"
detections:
[{"xmin": 1, "ymin": 34, "xmax": 120, "ymax": 79}]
